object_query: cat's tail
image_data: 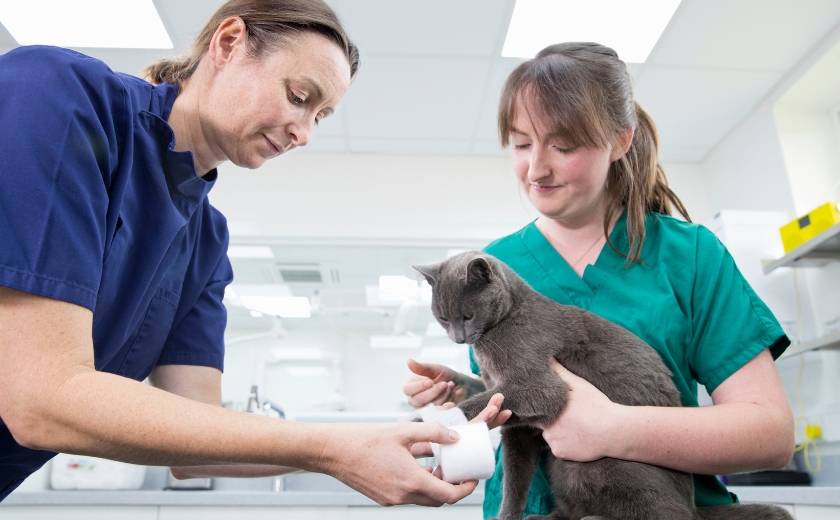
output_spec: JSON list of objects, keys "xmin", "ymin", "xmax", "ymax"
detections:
[{"xmin": 696, "ymin": 504, "xmax": 793, "ymax": 520}]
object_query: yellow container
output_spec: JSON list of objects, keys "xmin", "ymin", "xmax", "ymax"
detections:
[{"xmin": 780, "ymin": 202, "xmax": 840, "ymax": 253}]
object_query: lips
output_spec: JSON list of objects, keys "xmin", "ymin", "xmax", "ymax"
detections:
[
  {"xmin": 531, "ymin": 183, "xmax": 562, "ymax": 194},
  {"xmin": 262, "ymin": 134, "xmax": 282, "ymax": 156}
]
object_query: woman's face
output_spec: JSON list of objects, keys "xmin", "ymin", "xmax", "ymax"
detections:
[
  {"xmin": 509, "ymin": 100, "xmax": 624, "ymax": 225},
  {"xmin": 203, "ymin": 29, "xmax": 351, "ymax": 169}
]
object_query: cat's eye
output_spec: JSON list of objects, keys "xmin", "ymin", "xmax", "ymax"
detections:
[
  {"xmin": 438, "ymin": 316, "xmax": 449, "ymax": 323},
  {"xmin": 463, "ymin": 314, "xmax": 473, "ymax": 321}
]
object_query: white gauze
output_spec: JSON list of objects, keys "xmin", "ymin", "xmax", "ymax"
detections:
[{"xmin": 411, "ymin": 405, "xmax": 497, "ymax": 484}]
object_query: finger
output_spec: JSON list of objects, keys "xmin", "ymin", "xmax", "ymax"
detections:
[
  {"xmin": 407, "ymin": 382, "xmax": 449, "ymax": 408},
  {"xmin": 430, "ymin": 382, "xmax": 455, "ymax": 406},
  {"xmin": 487, "ymin": 409, "xmax": 512, "ymax": 429},
  {"xmin": 410, "ymin": 472, "xmax": 478, "ymax": 506},
  {"xmin": 403, "ymin": 376, "xmax": 434, "ymax": 397},
  {"xmin": 436, "ymin": 402, "xmax": 456, "ymax": 411},
  {"xmin": 410, "ymin": 441, "xmax": 433, "ymax": 458},
  {"xmin": 405, "ymin": 422, "xmax": 460, "ymax": 446},
  {"xmin": 432, "ymin": 466, "xmax": 442, "ymax": 479},
  {"xmin": 469, "ymin": 393, "xmax": 504, "ymax": 424}
]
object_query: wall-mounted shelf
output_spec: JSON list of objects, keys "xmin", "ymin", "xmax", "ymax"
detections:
[
  {"xmin": 762, "ymin": 221, "xmax": 840, "ymax": 274},
  {"xmin": 780, "ymin": 329, "xmax": 840, "ymax": 358}
]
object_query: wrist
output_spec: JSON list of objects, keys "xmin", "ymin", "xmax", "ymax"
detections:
[{"xmin": 604, "ymin": 404, "xmax": 636, "ymax": 460}]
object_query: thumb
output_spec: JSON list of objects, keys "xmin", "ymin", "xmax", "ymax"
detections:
[
  {"xmin": 406, "ymin": 422, "xmax": 461, "ymax": 447},
  {"xmin": 549, "ymin": 356, "xmax": 576, "ymax": 383},
  {"xmin": 408, "ymin": 358, "xmax": 445, "ymax": 379}
]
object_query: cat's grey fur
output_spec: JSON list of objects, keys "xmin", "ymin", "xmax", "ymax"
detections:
[{"xmin": 414, "ymin": 251, "xmax": 792, "ymax": 520}]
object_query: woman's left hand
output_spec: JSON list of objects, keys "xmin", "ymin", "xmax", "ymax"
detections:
[{"xmin": 541, "ymin": 357, "xmax": 623, "ymax": 462}]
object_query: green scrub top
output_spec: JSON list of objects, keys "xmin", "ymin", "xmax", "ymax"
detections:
[{"xmin": 471, "ymin": 212, "xmax": 789, "ymax": 519}]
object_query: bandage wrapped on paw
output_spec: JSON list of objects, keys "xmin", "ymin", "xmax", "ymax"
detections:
[{"xmin": 404, "ymin": 405, "xmax": 496, "ymax": 483}]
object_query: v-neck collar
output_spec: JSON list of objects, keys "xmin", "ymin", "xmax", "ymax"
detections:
[{"xmin": 519, "ymin": 212, "xmax": 629, "ymax": 307}]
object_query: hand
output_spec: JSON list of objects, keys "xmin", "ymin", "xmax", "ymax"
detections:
[
  {"xmin": 541, "ymin": 357, "xmax": 622, "ymax": 462},
  {"xmin": 321, "ymin": 421, "xmax": 478, "ymax": 506},
  {"xmin": 409, "ymin": 393, "xmax": 512, "ymax": 459},
  {"xmin": 402, "ymin": 359, "xmax": 463, "ymax": 407}
]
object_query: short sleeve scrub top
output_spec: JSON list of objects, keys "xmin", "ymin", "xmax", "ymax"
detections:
[
  {"xmin": 472, "ymin": 212, "xmax": 790, "ymax": 519},
  {"xmin": 0, "ymin": 46, "xmax": 233, "ymax": 500}
]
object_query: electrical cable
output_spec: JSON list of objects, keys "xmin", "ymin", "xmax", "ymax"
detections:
[{"xmin": 791, "ymin": 267, "xmax": 822, "ymax": 472}]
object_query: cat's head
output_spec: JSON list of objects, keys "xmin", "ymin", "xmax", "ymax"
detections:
[{"xmin": 413, "ymin": 252, "xmax": 515, "ymax": 344}]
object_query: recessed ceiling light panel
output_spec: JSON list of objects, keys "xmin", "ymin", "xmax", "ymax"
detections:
[
  {"xmin": 0, "ymin": 0, "xmax": 173, "ymax": 49},
  {"xmin": 502, "ymin": 0, "xmax": 681, "ymax": 63}
]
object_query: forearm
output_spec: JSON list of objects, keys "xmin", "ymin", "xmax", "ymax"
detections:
[
  {"xmin": 609, "ymin": 402, "xmax": 794, "ymax": 475},
  {"xmin": 15, "ymin": 368, "xmax": 332, "ymax": 472},
  {"xmin": 171, "ymin": 465, "xmax": 301, "ymax": 479}
]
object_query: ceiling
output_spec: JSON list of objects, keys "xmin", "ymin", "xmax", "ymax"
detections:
[{"xmin": 1, "ymin": 0, "xmax": 840, "ymax": 163}]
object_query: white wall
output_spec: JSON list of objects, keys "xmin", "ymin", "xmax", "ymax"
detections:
[{"xmin": 210, "ymin": 153, "xmax": 711, "ymax": 243}]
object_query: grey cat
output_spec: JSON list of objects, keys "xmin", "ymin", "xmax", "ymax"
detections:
[{"xmin": 413, "ymin": 251, "xmax": 793, "ymax": 520}]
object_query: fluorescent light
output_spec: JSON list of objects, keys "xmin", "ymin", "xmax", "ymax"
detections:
[
  {"xmin": 240, "ymin": 296, "xmax": 311, "ymax": 318},
  {"xmin": 370, "ymin": 335, "xmax": 423, "ymax": 349},
  {"xmin": 502, "ymin": 0, "xmax": 681, "ymax": 63},
  {"xmin": 379, "ymin": 276, "xmax": 419, "ymax": 301},
  {"xmin": 0, "ymin": 0, "xmax": 173, "ymax": 49},
  {"xmin": 228, "ymin": 245, "xmax": 274, "ymax": 259},
  {"xmin": 250, "ymin": 310, "xmax": 264, "ymax": 318}
]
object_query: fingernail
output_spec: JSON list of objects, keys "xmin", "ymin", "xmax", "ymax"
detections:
[
  {"xmin": 439, "ymin": 382, "xmax": 448, "ymax": 390},
  {"xmin": 449, "ymin": 429, "xmax": 460, "ymax": 441},
  {"xmin": 423, "ymin": 380, "xmax": 432, "ymax": 388}
]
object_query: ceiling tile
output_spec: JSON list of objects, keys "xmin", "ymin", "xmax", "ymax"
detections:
[
  {"xmin": 154, "ymin": 0, "xmax": 227, "ymax": 51},
  {"xmin": 635, "ymin": 66, "xmax": 782, "ymax": 148},
  {"xmin": 328, "ymin": 0, "xmax": 508, "ymax": 57},
  {"xmin": 349, "ymin": 138, "xmax": 471, "ymax": 155},
  {"xmin": 344, "ymin": 55, "xmax": 491, "ymax": 139},
  {"xmin": 648, "ymin": 0, "xmax": 840, "ymax": 71}
]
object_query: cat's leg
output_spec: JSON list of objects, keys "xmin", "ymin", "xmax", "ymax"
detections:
[
  {"xmin": 497, "ymin": 426, "xmax": 545, "ymax": 520},
  {"xmin": 457, "ymin": 390, "xmax": 503, "ymax": 421},
  {"xmin": 521, "ymin": 513, "xmax": 571, "ymax": 520},
  {"xmin": 459, "ymin": 376, "xmax": 569, "ymax": 426}
]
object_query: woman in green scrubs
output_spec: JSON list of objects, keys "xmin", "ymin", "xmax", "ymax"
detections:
[{"xmin": 403, "ymin": 42, "xmax": 795, "ymax": 518}]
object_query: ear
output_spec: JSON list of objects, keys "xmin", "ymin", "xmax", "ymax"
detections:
[
  {"xmin": 413, "ymin": 263, "xmax": 440, "ymax": 286},
  {"xmin": 610, "ymin": 127, "xmax": 634, "ymax": 162},
  {"xmin": 208, "ymin": 16, "xmax": 248, "ymax": 67},
  {"xmin": 466, "ymin": 257, "xmax": 492, "ymax": 286}
]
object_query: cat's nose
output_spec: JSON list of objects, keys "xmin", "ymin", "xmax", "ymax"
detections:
[{"xmin": 453, "ymin": 329, "xmax": 466, "ymax": 343}]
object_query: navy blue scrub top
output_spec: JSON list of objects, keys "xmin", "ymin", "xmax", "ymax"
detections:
[{"xmin": 0, "ymin": 46, "xmax": 234, "ymax": 499}]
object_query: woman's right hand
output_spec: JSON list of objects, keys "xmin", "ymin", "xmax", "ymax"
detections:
[
  {"xmin": 402, "ymin": 359, "xmax": 468, "ymax": 407},
  {"xmin": 320, "ymin": 421, "xmax": 478, "ymax": 506}
]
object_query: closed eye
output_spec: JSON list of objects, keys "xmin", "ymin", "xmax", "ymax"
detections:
[
  {"xmin": 463, "ymin": 314, "xmax": 473, "ymax": 321},
  {"xmin": 438, "ymin": 316, "xmax": 449, "ymax": 323}
]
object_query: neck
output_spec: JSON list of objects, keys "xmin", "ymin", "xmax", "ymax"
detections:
[{"xmin": 167, "ymin": 70, "xmax": 224, "ymax": 177}]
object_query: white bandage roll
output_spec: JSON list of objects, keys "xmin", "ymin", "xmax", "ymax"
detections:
[{"xmin": 435, "ymin": 422, "xmax": 497, "ymax": 484}]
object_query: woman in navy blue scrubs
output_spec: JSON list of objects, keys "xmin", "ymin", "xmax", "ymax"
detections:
[{"xmin": 0, "ymin": 0, "xmax": 497, "ymax": 504}]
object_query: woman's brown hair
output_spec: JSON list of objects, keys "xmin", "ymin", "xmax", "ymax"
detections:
[
  {"xmin": 498, "ymin": 42, "xmax": 689, "ymax": 264},
  {"xmin": 144, "ymin": 0, "xmax": 359, "ymax": 85}
]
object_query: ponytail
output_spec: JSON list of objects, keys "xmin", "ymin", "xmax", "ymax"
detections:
[{"xmin": 606, "ymin": 103, "xmax": 690, "ymax": 264}]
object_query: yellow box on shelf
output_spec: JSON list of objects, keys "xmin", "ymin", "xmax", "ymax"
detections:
[{"xmin": 780, "ymin": 202, "xmax": 840, "ymax": 253}]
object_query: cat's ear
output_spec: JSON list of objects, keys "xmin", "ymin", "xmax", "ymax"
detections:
[
  {"xmin": 466, "ymin": 256, "xmax": 492, "ymax": 286},
  {"xmin": 413, "ymin": 263, "xmax": 440, "ymax": 286}
]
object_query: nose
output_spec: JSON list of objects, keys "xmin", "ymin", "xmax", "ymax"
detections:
[
  {"xmin": 287, "ymin": 118, "xmax": 312, "ymax": 147},
  {"xmin": 528, "ymin": 145, "xmax": 552, "ymax": 184},
  {"xmin": 452, "ymin": 326, "xmax": 466, "ymax": 344}
]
